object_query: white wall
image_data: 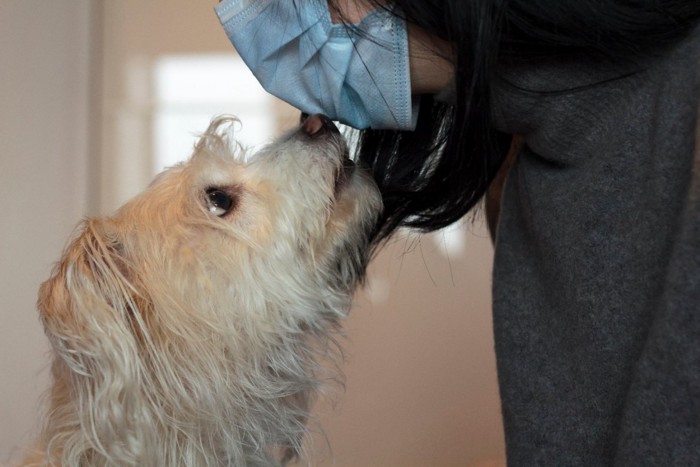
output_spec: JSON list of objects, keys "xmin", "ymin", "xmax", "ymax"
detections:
[{"xmin": 0, "ymin": 0, "xmax": 94, "ymax": 462}]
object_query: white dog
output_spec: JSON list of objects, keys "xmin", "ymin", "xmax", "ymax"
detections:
[{"xmin": 23, "ymin": 114, "xmax": 382, "ymax": 466}]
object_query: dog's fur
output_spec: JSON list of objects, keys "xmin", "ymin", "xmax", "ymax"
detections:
[{"xmin": 24, "ymin": 116, "xmax": 382, "ymax": 466}]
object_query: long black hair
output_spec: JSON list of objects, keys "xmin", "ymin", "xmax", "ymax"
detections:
[{"xmin": 331, "ymin": 0, "xmax": 700, "ymax": 243}]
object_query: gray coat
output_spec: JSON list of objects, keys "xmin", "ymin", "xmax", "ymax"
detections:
[{"xmin": 489, "ymin": 24, "xmax": 700, "ymax": 466}]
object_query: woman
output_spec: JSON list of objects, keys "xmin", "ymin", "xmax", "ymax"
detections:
[{"xmin": 216, "ymin": 0, "xmax": 700, "ymax": 464}]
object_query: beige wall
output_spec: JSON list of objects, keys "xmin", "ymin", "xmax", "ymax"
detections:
[
  {"xmin": 309, "ymin": 229, "xmax": 505, "ymax": 466},
  {"xmin": 0, "ymin": 0, "xmax": 93, "ymax": 462},
  {"xmin": 0, "ymin": 1, "xmax": 504, "ymax": 465}
]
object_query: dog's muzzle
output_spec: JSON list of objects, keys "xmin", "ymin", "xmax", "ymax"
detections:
[{"xmin": 299, "ymin": 113, "xmax": 355, "ymax": 196}]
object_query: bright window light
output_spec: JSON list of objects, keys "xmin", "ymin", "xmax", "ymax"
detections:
[
  {"xmin": 153, "ymin": 53, "xmax": 275, "ymax": 173},
  {"xmin": 430, "ymin": 220, "xmax": 469, "ymax": 258}
]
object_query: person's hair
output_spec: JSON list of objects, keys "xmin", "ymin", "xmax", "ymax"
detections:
[{"xmin": 330, "ymin": 0, "xmax": 700, "ymax": 243}]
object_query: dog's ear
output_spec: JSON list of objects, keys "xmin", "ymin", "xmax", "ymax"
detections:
[
  {"xmin": 38, "ymin": 219, "xmax": 142, "ymax": 363},
  {"xmin": 38, "ymin": 219, "xmax": 149, "ymax": 459}
]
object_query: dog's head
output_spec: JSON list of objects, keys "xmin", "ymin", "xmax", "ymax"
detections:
[{"xmin": 37, "ymin": 115, "xmax": 382, "ymax": 465}]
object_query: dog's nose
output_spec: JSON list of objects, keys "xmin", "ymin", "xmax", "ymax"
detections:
[{"xmin": 300, "ymin": 113, "xmax": 339, "ymax": 137}]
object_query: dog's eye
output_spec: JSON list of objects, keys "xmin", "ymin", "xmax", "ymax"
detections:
[{"xmin": 205, "ymin": 188, "xmax": 235, "ymax": 217}]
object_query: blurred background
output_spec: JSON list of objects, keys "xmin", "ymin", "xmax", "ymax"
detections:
[{"xmin": 0, "ymin": 1, "xmax": 504, "ymax": 465}]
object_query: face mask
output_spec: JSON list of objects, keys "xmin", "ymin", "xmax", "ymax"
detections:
[{"xmin": 215, "ymin": 0, "xmax": 418, "ymax": 130}]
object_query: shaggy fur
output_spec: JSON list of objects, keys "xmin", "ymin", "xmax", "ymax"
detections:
[{"xmin": 22, "ymin": 116, "xmax": 382, "ymax": 466}]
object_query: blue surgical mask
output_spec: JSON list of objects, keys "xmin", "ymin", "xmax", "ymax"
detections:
[{"xmin": 215, "ymin": 0, "xmax": 418, "ymax": 130}]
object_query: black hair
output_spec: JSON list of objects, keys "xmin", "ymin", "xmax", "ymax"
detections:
[{"xmin": 331, "ymin": 0, "xmax": 700, "ymax": 243}]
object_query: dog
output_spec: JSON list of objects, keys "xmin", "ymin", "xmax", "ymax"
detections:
[{"xmin": 22, "ymin": 114, "xmax": 382, "ymax": 466}]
